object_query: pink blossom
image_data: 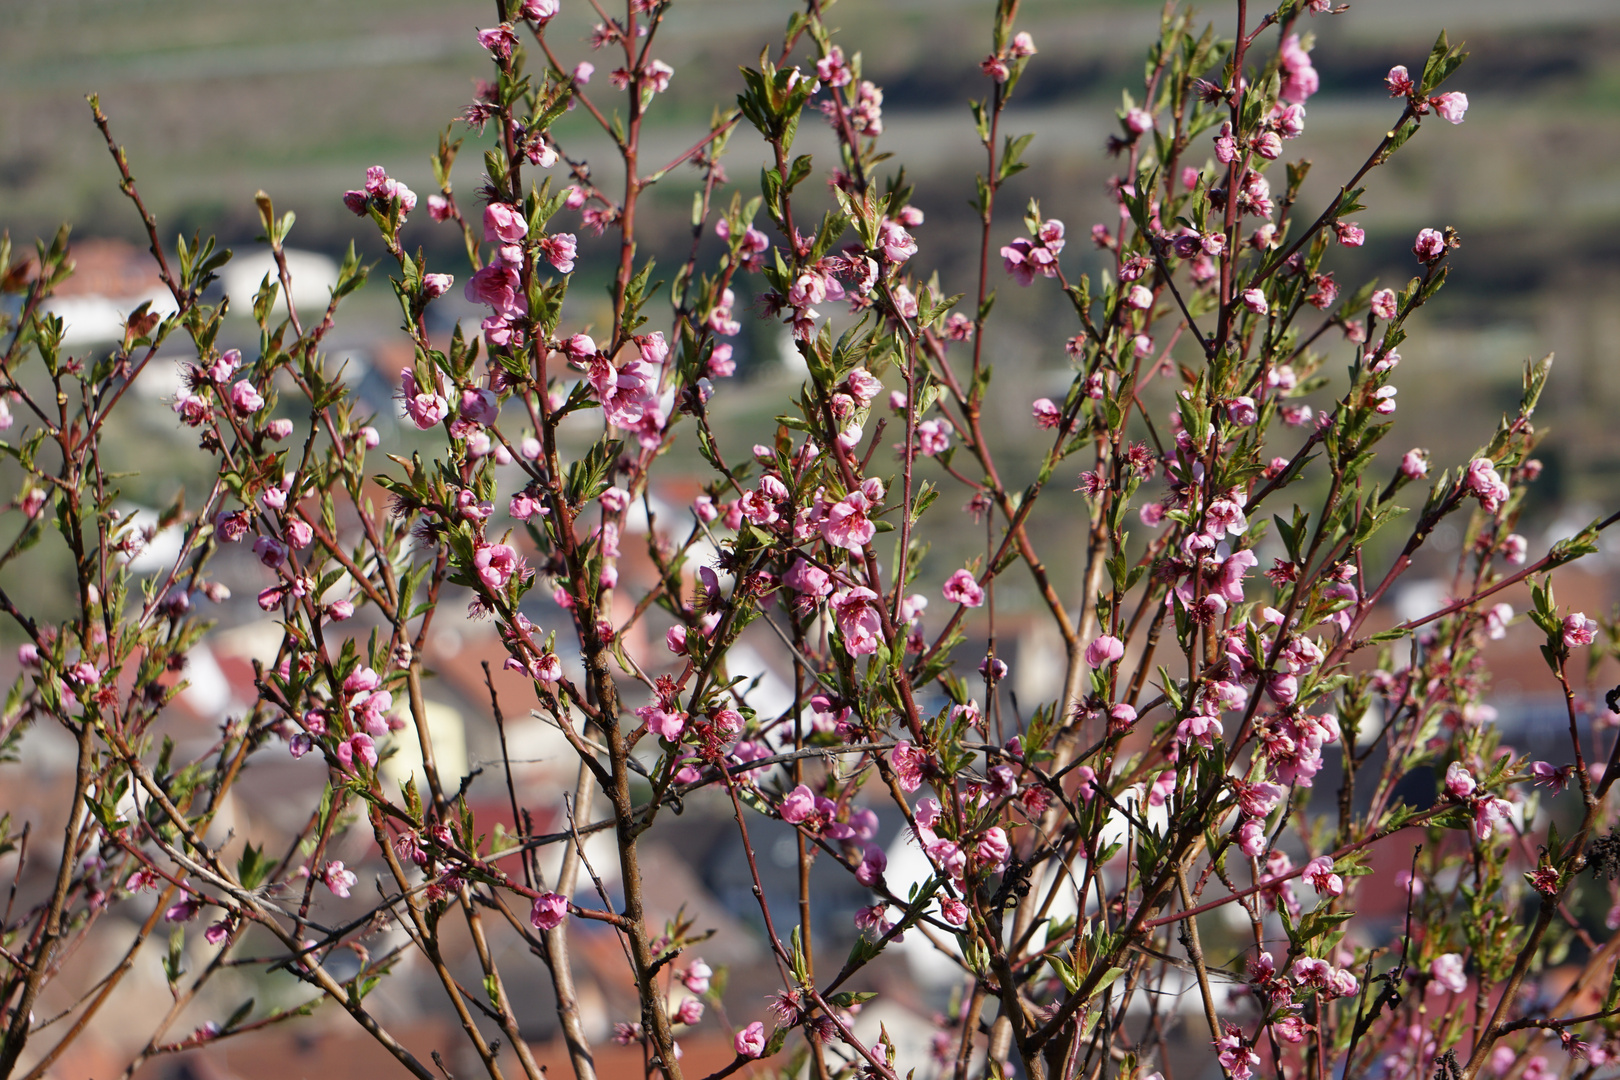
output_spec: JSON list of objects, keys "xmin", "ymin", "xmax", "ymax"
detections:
[
  {"xmin": 165, "ymin": 894, "xmax": 203, "ymax": 923},
  {"xmin": 1333, "ymin": 221, "xmax": 1365, "ymax": 246},
  {"xmin": 1485, "ymin": 602, "xmax": 1513, "ymax": 641},
  {"xmin": 1085, "ymin": 634, "xmax": 1123, "ymax": 667},
  {"xmin": 915, "ymin": 419, "xmax": 950, "ymax": 456},
  {"xmin": 229, "ymin": 380, "xmax": 264, "ymax": 415},
  {"xmin": 347, "ymin": 665, "xmax": 385, "ymax": 696},
  {"xmin": 1292, "ymin": 956, "xmax": 1332, "ymax": 988},
  {"xmin": 674, "ymin": 998, "xmax": 704, "ymax": 1026},
  {"xmin": 926, "ymin": 837, "xmax": 966, "ymax": 880},
  {"xmin": 1413, "ymin": 227, "xmax": 1447, "ymax": 265},
  {"xmin": 1328, "ymin": 967, "xmax": 1360, "ymax": 998},
  {"xmin": 1563, "ymin": 613, "xmax": 1598, "ymax": 649},
  {"xmin": 707, "ymin": 344, "xmax": 735, "ymax": 378},
  {"xmin": 1428, "ymin": 953, "xmax": 1467, "ymax": 996},
  {"xmin": 1502, "ymin": 533, "xmax": 1527, "ymax": 565},
  {"xmin": 821, "ymin": 490, "xmax": 877, "ymax": 552},
  {"xmin": 464, "ymin": 258, "xmax": 525, "ymax": 318},
  {"xmin": 943, "ymin": 569, "xmax": 984, "ymax": 608},
  {"xmin": 265, "ymin": 417, "xmax": 294, "ymax": 441},
  {"xmin": 1032, "ymin": 398, "xmax": 1061, "ymax": 429},
  {"xmin": 1473, "ymin": 796, "xmax": 1511, "ymax": 841},
  {"xmin": 459, "ymin": 387, "xmax": 499, "ymax": 426},
  {"xmin": 582, "ymin": 352, "xmax": 660, "ymax": 431},
  {"xmin": 856, "ymin": 844, "xmax": 887, "ymax": 886},
  {"xmin": 285, "ymin": 518, "xmax": 313, "ymax": 549},
  {"xmin": 1205, "ymin": 497, "xmax": 1249, "ymax": 537},
  {"xmin": 537, "ymin": 233, "xmax": 577, "ymax": 274},
  {"xmin": 780, "ymin": 784, "xmax": 817, "ymax": 824},
  {"xmin": 476, "ymin": 24, "xmax": 519, "ymax": 60},
  {"xmin": 1000, "ymin": 235, "xmax": 1062, "ymax": 287},
  {"xmin": 522, "ymin": 0, "xmax": 559, "ymax": 21},
  {"xmin": 682, "ymin": 960, "xmax": 712, "ymax": 994},
  {"xmin": 1241, "ymin": 288, "xmax": 1268, "ymax": 315},
  {"xmin": 322, "ymin": 861, "xmax": 357, "ymax": 898},
  {"xmin": 215, "ymin": 511, "xmax": 250, "ymax": 542},
  {"xmin": 531, "ymin": 891, "xmax": 568, "ymax": 930},
  {"xmin": 510, "ymin": 492, "xmax": 547, "ymax": 521},
  {"xmin": 735, "ymin": 1022, "xmax": 767, "ymax": 1058},
  {"xmin": 473, "ymin": 543, "xmax": 522, "ymax": 590},
  {"xmin": 877, "ymin": 220, "xmax": 916, "ymax": 264},
  {"xmin": 1176, "ymin": 713, "xmax": 1221, "ymax": 752},
  {"xmin": 1303, "ymin": 855, "xmax": 1343, "ymax": 897},
  {"xmin": 1432, "ymin": 92, "xmax": 1468, "ymax": 124},
  {"xmin": 784, "ymin": 558, "xmax": 833, "ymax": 597},
  {"xmin": 816, "ymin": 45, "xmax": 851, "ymax": 87},
  {"xmin": 1279, "ymin": 34, "xmax": 1319, "ymax": 103},
  {"xmin": 484, "ymin": 202, "xmax": 528, "ymax": 245},
  {"xmin": 1400, "ymin": 449, "xmax": 1429, "ymax": 479},
  {"xmin": 891, "ymin": 741, "xmax": 926, "ymax": 792},
  {"xmin": 1302, "ymin": 270, "xmax": 1341, "ymax": 307},
  {"xmin": 645, "ymin": 60, "xmax": 674, "ymax": 93},
  {"xmin": 1463, "ymin": 458, "xmax": 1509, "ymax": 513},
  {"xmin": 253, "ymin": 536, "xmax": 288, "ymax": 568},
  {"xmin": 637, "ymin": 705, "xmax": 687, "ymax": 741},
  {"xmin": 1371, "ymin": 288, "xmax": 1398, "ymax": 320},
  {"xmin": 335, "ymin": 732, "xmax": 378, "ymax": 772},
  {"xmin": 1445, "ymin": 761, "xmax": 1477, "ymax": 800},
  {"xmin": 1386, "ymin": 65, "xmax": 1415, "ymax": 96},
  {"xmin": 1216, "ymin": 1025, "xmax": 1260, "ymax": 1080},
  {"xmin": 401, "ymin": 371, "xmax": 449, "ymax": 429},
  {"xmin": 173, "ymin": 392, "xmax": 210, "ymax": 426},
  {"xmin": 346, "ymin": 165, "xmax": 418, "ymax": 219},
  {"xmin": 831, "ymin": 586, "xmax": 884, "ymax": 656},
  {"xmin": 1226, "ymin": 396, "xmax": 1257, "ymax": 426},
  {"xmin": 976, "ymin": 827, "xmax": 1011, "ymax": 874}
]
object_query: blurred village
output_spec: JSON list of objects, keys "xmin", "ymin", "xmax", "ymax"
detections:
[{"xmin": 3, "ymin": 0, "xmax": 1620, "ymax": 1076}]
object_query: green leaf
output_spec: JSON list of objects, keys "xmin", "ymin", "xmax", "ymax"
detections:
[{"xmin": 236, "ymin": 843, "xmax": 272, "ymax": 891}]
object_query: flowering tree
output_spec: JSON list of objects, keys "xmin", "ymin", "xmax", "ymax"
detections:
[{"xmin": 0, "ymin": 1, "xmax": 1617, "ymax": 1080}]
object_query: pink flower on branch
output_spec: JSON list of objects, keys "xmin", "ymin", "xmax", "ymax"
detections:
[
  {"xmin": 942, "ymin": 569, "xmax": 984, "ymax": 608},
  {"xmin": 476, "ymin": 24, "xmax": 519, "ymax": 60},
  {"xmin": 735, "ymin": 1022, "xmax": 767, "ymax": 1058},
  {"xmin": 321, "ymin": 861, "xmax": 357, "ymax": 898},
  {"xmin": 1085, "ymin": 634, "xmax": 1124, "ymax": 667},
  {"xmin": 821, "ymin": 483, "xmax": 882, "ymax": 552},
  {"xmin": 1563, "ymin": 613, "xmax": 1598, "ymax": 649},
  {"xmin": 401, "ymin": 371, "xmax": 449, "ymax": 429},
  {"xmin": 1432, "ymin": 91, "xmax": 1468, "ymax": 123},
  {"xmin": 530, "ymin": 891, "xmax": 568, "ymax": 930},
  {"xmin": 831, "ymin": 587, "xmax": 884, "ymax": 656}
]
